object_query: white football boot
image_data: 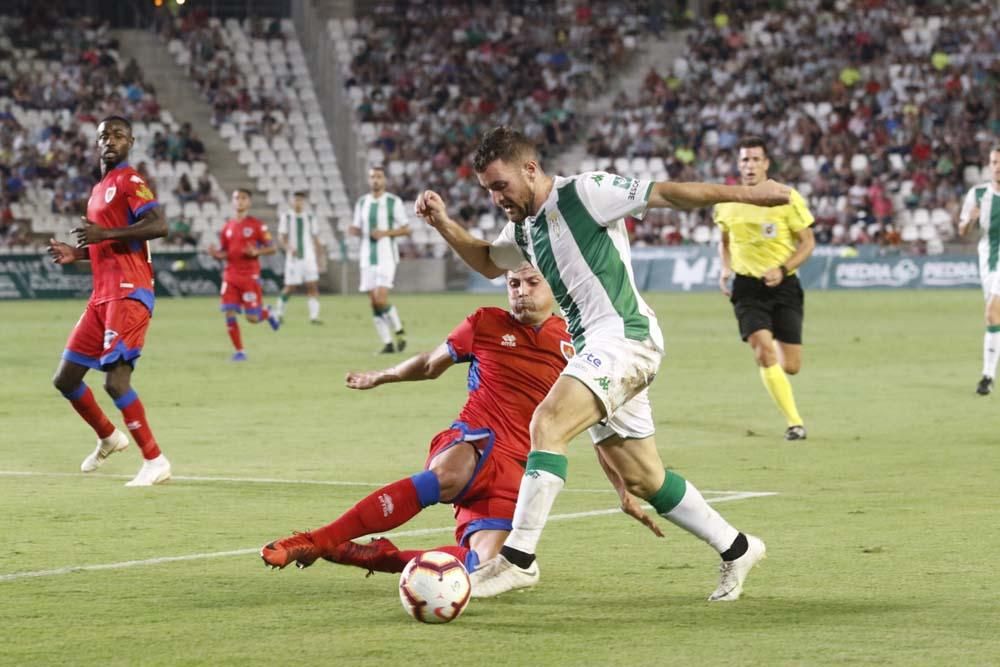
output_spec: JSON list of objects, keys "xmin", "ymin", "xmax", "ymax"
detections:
[
  {"xmin": 125, "ymin": 454, "xmax": 172, "ymax": 487},
  {"xmin": 80, "ymin": 429, "xmax": 130, "ymax": 472},
  {"xmin": 708, "ymin": 534, "xmax": 766, "ymax": 601},
  {"xmin": 470, "ymin": 554, "xmax": 539, "ymax": 598}
]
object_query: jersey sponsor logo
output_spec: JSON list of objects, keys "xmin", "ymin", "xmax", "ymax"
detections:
[
  {"xmin": 559, "ymin": 340, "xmax": 575, "ymax": 361},
  {"xmin": 135, "ymin": 184, "xmax": 155, "ymax": 201},
  {"xmin": 579, "ymin": 351, "xmax": 603, "ymax": 368},
  {"xmin": 501, "ymin": 333, "xmax": 517, "ymax": 348},
  {"xmin": 761, "ymin": 222, "xmax": 777, "ymax": 238},
  {"xmin": 242, "ymin": 291, "xmax": 257, "ymax": 303},
  {"xmin": 104, "ymin": 185, "xmax": 116, "ymax": 203},
  {"xmin": 627, "ymin": 178, "xmax": 641, "ymax": 201},
  {"xmin": 130, "ymin": 175, "xmax": 144, "ymax": 183},
  {"xmin": 103, "ymin": 329, "xmax": 119, "ymax": 350}
]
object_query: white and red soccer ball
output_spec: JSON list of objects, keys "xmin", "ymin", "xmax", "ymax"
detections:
[{"xmin": 398, "ymin": 551, "xmax": 471, "ymax": 624}]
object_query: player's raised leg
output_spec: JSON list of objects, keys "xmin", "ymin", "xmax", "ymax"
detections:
[{"xmin": 470, "ymin": 376, "xmax": 601, "ymax": 597}]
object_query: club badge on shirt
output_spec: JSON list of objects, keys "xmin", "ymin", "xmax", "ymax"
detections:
[{"xmin": 105, "ymin": 185, "xmax": 117, "ymax": 203}]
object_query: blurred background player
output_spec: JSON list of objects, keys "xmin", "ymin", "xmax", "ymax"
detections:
[
  {"xmin": 350, "ymin": 165, "xmax": 411, "ymax": 353},
  {"xmin": 47, "ymin": 115, "xmax": 172, "ymax": 487},
  {"xmin": 715, "ymin": 136, "xmax": 816, "ymax": 440},
  {"xmin": 274, "ymin": 191, "xmax": 324, "ymax": 325},
  {"xmin": 208, "ymin": 189, "xmax": 280, "ymax": 361},
  {"xmin": 957, "ymin": 146, "xmax": 1000, "ymax": 396},
  {"xmin": 260, "ymin": 265, "xmax": 663, "ymax": 574}
]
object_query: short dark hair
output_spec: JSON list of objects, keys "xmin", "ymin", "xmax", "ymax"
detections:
[
  {"xmin": 369, "ymin": 165, "xmax": 385, "ymax": 173},
  {"xmin": 99, "ymin": 115, "xmax": 132, "ymax": 132},
  {"xmin": 292, "ymin": 190, "xmax": 307, "ymax": 198},
  {"xmin": 235, "ymin": 188, "xmax": 252, "ymax": 198},
  {"xmin": 472, "ymin": 126, "xmax": 538, "ymax": 173},
  {"xmin": 737, "ymin": 135, "xmax": 768, "ymax": 158}
]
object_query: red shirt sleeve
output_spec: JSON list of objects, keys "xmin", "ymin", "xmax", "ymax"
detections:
[
  {"xmin": 446, "ymin": 309, "xmax": 483, "ymax": 362},
  {"xmin": 121, "ymin": 171, "xmax": 158, "ymax": 217},
  {"xmin": 257, "ymin": 220, "xmax": 273, "ymax": 247},
  {"xmin": 219, "ymin": 223, "xmax": 229, "ymax": 251}
]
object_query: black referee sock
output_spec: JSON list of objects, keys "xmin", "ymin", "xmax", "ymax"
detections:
[
  {"xmin": 720, "ymin": 532, "xmax": 749, "ymax": 562},
  {"xmin": 500, "ymin": 545, "xmax": 536, "ymax": 569}
]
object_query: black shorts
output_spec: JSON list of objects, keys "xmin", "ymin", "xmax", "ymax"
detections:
[{"xmin": 730, "ymin": 273, "xmax": 804, "ymax": 344}]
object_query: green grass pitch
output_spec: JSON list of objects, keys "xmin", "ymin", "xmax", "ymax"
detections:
[{"xmin": 1, "ymin": 290, "xmax": 998, "ymax": 666}]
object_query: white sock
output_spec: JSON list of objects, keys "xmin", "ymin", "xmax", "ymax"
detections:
[
  {"xmin": 661, "ymin": 480, "xmax": 739, "ymax": 553},
  {"xmin": 386, "ymin": 305, "xmax": 403, "ymax": 333},
  {"xmin": 274, "ymin": 296, "xmax": 286, "ymax": 318},
  {"xmin": 373, "ymin": 315, "xmax": 393, "ymax": 344},
  {"xmin": 984, "ymin": 329, "xmax": 1000, "ymax": 379},
  {"xmin": 504, "ymin": 469, "xmax": 565, "ymax": 555},
  {"xmin": 308, "ymin": 297, "xmax": 320, "ymax": 320}
]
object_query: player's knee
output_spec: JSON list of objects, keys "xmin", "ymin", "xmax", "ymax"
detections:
[
  {"xmin": 102, "ymin": 376, "xmax": 130, "ymax": 399},
  {"xmin": 624, "ymin": 475, "xmax": 660, "ymax": 500},
  {"xmin": 245, "ymin": 314, "xmax": 260, "ymax": 323},
  {"xmin": 752, "ymin": 345, "xmax": 776, "ymax": 367},
  {"xmin": 529, "ymin": 406, "xmax": 569, "ymax": 453},
  {"xmin": 783, "ymin": 360, "xmax": 801, "ymax": 375},
  {"xmin": 52, "ymin": 372, "xmax": 75, "ymax": 395}
]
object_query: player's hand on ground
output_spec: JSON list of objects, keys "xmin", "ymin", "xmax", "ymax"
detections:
[
  {"xmin": 719, "ymin": 266, "xmax": 733, "ymax": 297},
  {"xmin": 746, "ymin": 179, "xmax": 791, "ymax": 207},
  {"xmin": 620, "ymin": 493, "xmax": 664, "ymax": 538},
  {"xmin": 345, "ymin": 370, "xmax": 383, "ymax": 390},
  {"xmin": 415, "ymin": 190, "xmax": 448, "ymax": 228},
  {"xmin": 72, "ymin": 219, "xmax": 108, "ymax": 247},
  {"xmin": 48, "ymin": 238, "xmax": 78, "ymax": 264},
  {"xmin": 762, "ymin": 266, "xmax": 784, "ymax": 287}
]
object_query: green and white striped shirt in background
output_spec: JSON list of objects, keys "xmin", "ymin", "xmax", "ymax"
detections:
[
  {"xmin": 490, "ymin": 171, "xmax": 662, "ymax": 353},
  {"xmin": 278, "ymin": 210, "xmax": 319, "ymax": 262},
  {"xmin": 352, "ymin": 192, "xmax": 408, "ymax": 268},
  {"xmin": 961, "ymin": 183, "xmax": 1000, "ymax": 272}
]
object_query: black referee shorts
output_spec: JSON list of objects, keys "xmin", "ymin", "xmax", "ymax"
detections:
[{"xmin": 730, "ymin": 273, "xmax": 804, "ymax": 344}]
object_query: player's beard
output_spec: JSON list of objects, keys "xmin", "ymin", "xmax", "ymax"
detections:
[{"xmin": 512, "ymin": 298, "xmax": 537, "ymax": 322}]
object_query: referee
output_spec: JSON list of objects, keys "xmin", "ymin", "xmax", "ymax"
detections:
[{"xmin": 714, "ymin": 136, "xmax": 815, "ymax": 441}]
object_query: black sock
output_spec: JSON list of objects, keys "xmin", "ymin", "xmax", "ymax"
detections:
[
  {"xmin": 500, "ymin": 545, "xmax": 536, "ymax": 569},
  {"xmin": 720, "ymin": 533, "xmax": 748, "ymax": 562}
]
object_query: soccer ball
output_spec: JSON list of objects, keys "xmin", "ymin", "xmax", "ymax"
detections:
[{"xmin": 398, "ymin": 551, "xmax": 471, "ymax": 624}]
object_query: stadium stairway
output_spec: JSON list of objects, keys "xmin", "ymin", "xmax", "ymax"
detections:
[
  {"xmin": 554, "ymin": 28, "xmax": 692, "ymax": 176},
  {"xmin": 114, "ymin": 29, "xmax": 274, "ymax": 224}
]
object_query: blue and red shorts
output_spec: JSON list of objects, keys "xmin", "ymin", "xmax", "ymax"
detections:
[
  {"xmin": 425, "ymin": 422, "xmax": 526, "ymax": 547},
  {"xmin": 220, "ymin": 273, "xmax": 263, "ymax": 316},
  {"xmin": 63, "ymin": 298, "xmax": 151, "ymax": 370}
]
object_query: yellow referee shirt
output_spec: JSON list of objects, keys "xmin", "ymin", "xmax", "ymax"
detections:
[{"xmin": 713, "ymin": 189, "xmax": 814, "ymax": 278}]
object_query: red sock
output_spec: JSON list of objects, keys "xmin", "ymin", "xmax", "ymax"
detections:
[
  {"xmin": 397, "ymin": 545, "xmax": 471, "ymax": 568},
  {"xmin": 63, "ymin": 383, "xmax": 115, "ymax": 439},
  {"xmin": 226, "ymin": 316, "xmax": 243, "ymax": 351},
  {"xmin": 260, "ymin": 305, "xmax": 272, "ymax": 320},
  {"xmin": 310, "ymin": 477, "xmax": 423, "ymax": 554},
  {"xmin": 115, "ymin": 390, "xmax": 161, "ymax": 460}
]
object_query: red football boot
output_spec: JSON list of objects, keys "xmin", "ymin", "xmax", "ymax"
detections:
[{"xmin": 260, "ymin": 532, "xmax": 321, "ymax": 569}]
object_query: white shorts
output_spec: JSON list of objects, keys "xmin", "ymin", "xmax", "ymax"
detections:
[
  {"xmin": 980, "ymin": 262, "xmax": 1000, "ymax": 300},
  {"xmin": 560, "ymin": 335, "xmax": 662, "ymax": 443},
  {"xmin": 359, "ymin": 263, "xmax": 397, "ymax": 292},
  {"xmin": 284, "ymin": 257, "xmax": 319, "ymax": 286}
]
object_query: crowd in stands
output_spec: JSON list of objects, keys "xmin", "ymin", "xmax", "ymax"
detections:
[
  {"xmin": 0, "ymin": 8, "xmax": 210, "ymax": 248},
  {"xmin": 341, "ymin": 0, "xmax": 658, "ymax": 226},
  {"xmin": 585, "ymin": 0, "xmax": 1000, "ymax": 252}
]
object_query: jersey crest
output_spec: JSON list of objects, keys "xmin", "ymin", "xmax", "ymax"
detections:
[
  {"xmin": 104, "ymin": 185, "xmax": 116, "ymax": 203},
  {"xmin": 560, "ymin": 340, "xmax": 575, "ymax": 361}
]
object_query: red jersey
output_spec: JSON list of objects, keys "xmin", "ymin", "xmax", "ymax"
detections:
[
  {"xmin": 219, "ymin": 216, "xmax": 272, "ymax": 279},
  {"xmin": 85, "ymin": 163, "xmax": 159, "ymax": 311},
  {"xmin": 447, "ymin": 307, "xmax": 573, "ymax": 460}
]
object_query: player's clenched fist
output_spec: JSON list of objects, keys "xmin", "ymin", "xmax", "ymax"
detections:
[
  {"xmin": 414, "ymin": 190, "xmax": 448, "ymax": 227},
  {"xmin": 345, "ymin": 370, "xmax": 384, "ymax": 390}
]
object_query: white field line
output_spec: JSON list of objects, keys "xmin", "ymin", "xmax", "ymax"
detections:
[
  {"xmin": 0, "ymin": 470, "xmax": 772, "ymax": 496},
  {"xmin": 0, "ymin": 488, "xmax": 775, "ymax": 583}
]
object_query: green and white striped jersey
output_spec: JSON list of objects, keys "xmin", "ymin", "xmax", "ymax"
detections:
[
  {"xmin": 352, "ymin": 192, "xmax": 409, "ymax": 268},
  {"xmin": 277, "ymin": 210, "xmax": 319, "ymax": 262},
  {"xmin": 961, "ymin": 183, "xmax": 1000, "ymax": 272},
  {"xmin": 490, "ymin": 171, "xmax": 662, "ymax": 352}
]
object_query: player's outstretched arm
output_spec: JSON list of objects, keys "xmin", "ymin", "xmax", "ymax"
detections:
[
  {"xmin": 415, "ymin": 190, "xmax": 504, "ymax": 279},
  {"xmin": 72, "ymin": 207, "xmax": 167, "ymax": 247},
  {"xmin": 648, "ymin": 179, "xmax": 791, "ymax": 211},
  {"xmin": 346, "ymin": 342, "xmax": 455, "ymax": 390}
]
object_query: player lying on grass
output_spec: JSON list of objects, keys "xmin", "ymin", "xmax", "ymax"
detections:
[{"xmin": 261, "ymin": 264, "xmax": 661, "ymax": 573}]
